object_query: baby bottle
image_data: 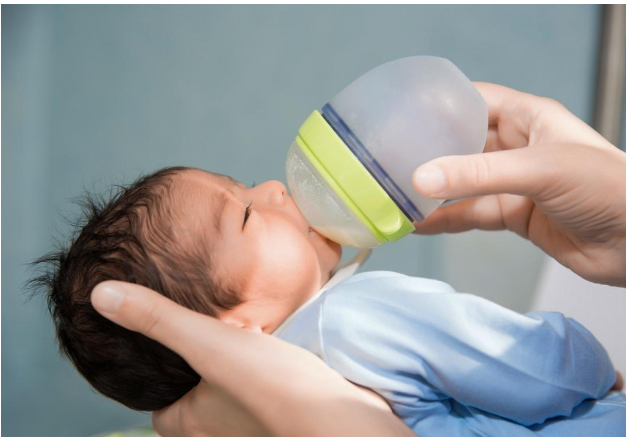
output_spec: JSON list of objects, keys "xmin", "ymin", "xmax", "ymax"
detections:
[{"xmin": 286, "ymin": 56, "xmax": 488, "ymax": 248}]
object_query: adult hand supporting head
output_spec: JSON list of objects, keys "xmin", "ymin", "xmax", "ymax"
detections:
[
  {"xmin": 413, "ymin": 83, "xmax": 626, "ymax": 287},
  {"xmin": 90, "ymin": 281, "xmax": 413, "ymax": 437}
]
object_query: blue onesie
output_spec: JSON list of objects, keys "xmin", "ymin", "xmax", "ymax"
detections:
[{"xmin": 274, "ymin": 251, "xmax": 625, "ymax": 436}]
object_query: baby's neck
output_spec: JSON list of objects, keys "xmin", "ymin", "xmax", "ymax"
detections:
[
  {"xmin": 266, "ymin": 264, "xmax": 340, "ymax": 335},
  {"xmin": 318, "ymin": 266, "xmax": 334, "ymax": 294}
]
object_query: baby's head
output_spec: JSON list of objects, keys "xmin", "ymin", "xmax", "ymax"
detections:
[{"xmin": 30, "ymin": 166, "xmax": 341, "ymax": 411}]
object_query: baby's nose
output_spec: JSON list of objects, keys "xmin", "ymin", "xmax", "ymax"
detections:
[{"xmin": 264, "ymin": 180, "xmax": 287, "ymax": 206}]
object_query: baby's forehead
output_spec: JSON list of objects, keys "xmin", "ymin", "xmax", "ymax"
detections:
[
  {"xmin": 169, "ymin": 169, "xmax": 246, "ymax": 204},
  {"xmin": 169, "ymin": 168, "xmax": 240, "ymax": 227},
  {"xmin": 177, "ymin": 168, "xmax": 238, "ymax": 189}
]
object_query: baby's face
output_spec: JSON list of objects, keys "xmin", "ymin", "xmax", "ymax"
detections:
[{"xmin": 172, "ymin": 169, "xmax": 342, "ymax": 332}]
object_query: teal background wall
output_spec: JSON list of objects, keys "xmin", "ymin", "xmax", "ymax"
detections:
[{"xmin": 3, "ymin": 5, "xmax": 610, "ymax": 436}]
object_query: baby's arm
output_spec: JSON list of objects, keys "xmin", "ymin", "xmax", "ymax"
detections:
[
  {"xmin": 448, "ymin": 308, "xmax": 617, "ymax": 424},
  {"xmin": 320, "ymin": 273, "xmax": 617, "ymax": 426}
]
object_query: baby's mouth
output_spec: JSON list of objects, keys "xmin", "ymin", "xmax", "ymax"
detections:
[
  {"xmin": 309, "ymin": 226, "xmax": 330, "ymax": 243},
  {"xmin": 286, "ymin": 193, "xmax": 313, "ymax": 237},
  {"xmin": 287, "ymin": 193, "xmax": 330, "ymax": 243}
]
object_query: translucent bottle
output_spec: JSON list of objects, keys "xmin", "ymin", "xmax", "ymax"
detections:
[{"xmin": 286, "ymin": 56, "xmax": 487, "ymax": 248}]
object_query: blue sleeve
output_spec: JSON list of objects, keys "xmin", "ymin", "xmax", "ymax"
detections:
[{"xmin": 319, "ymin": 272, "xmax": 616, "ymax": 426}]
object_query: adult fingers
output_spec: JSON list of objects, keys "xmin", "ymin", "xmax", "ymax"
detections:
[
  {"xmin": 474, "ymin": 82, "xmax": 616, "ymax": 150},
  {"xmin": 473, "ymin": 82, "xmax": 530, "ymax": 126},
  {"xmin": 153, "ymin": 382, "xmax": 270, "ymax": 437},
  {"xmin": 612, "ymin": 371, "xmax": 625, "ymax": 391},
  {"xmin": 90, "ymin": 281, "xmax": 325, "ymax": 391},
  {"xmin": 473, "ymin": 82, "xmax": 533, "ymax": 152},
  {"xmin": 412, "ymin": 145, "xmax": 557, "ymax": 201},
  {"xmin": 413, "ymin": 196, "xmax": 506, "ymax": 235},
  {"xmin": 90, "ymin": 281, "xmax": 230, "ymax": 380},
  {"xmin": 152, "ymin": 397, "xmax": 187, "ymax": 436},
  {"xmin": 483, "ymin": 127, "xmax": 502, "ymax": 152}
]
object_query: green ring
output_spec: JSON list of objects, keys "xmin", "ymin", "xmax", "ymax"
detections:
[{"xmin": 297, "ymin": 111, "xmax": 414, "ymax": 243}]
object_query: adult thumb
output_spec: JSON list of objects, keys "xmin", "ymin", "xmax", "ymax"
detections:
[{"xmin": 412, "ymin": 146, "xmax": 557, "ymax": 200}]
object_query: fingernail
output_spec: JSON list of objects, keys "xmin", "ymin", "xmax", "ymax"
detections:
[
  {"xmin": 92, "ymin": 282, "xmax": 126, "ymax": 313},
  {"xmin": 414, "ymin": 164, "xmax": 447, "ymax": 195}
]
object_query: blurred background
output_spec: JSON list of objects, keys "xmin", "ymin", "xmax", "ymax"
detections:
[{"xmin": 2, "ymin": 5, "xmax": 625, "ymax": 436}]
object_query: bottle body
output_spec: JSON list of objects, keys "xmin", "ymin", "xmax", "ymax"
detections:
[{"xmin": 287, "ymin": 56, "xmax": 488, "ymax": 248}]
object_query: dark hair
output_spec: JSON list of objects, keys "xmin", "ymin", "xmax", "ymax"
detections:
[{"xmin": 28, "ymin": 166, "xmax": 241, "ymax": 411}]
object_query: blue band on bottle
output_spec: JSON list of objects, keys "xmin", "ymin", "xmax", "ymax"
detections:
[{"xmin": 321, "ymin": 103, "xmax": 424, "ymax": 222}]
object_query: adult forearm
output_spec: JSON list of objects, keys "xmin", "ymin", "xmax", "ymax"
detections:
[{"xmin": 208, "ymin": 327, "xmax": 413, "ymax": 436}]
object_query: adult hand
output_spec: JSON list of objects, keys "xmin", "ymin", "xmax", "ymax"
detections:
[
  {"xmin": 90, "ymin": 281, "xmax": 413, "ymax": 436},
  {"xmin": 611, "ymin": 371, "xmax": 625, "ymax": 392},
  {"xmin": 413, "ymin": 82, "xmax": 626, "ymax": 287}
]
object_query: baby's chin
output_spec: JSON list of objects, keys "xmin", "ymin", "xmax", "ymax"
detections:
[{"xmin": 310, "ymin": 226, "xmax": 341, "ymax": 249}]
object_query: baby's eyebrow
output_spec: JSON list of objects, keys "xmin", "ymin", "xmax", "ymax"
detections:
[
  {"xmin": 225, "ymin": 176, "xmax": 247, "ymax": 189},
  {"xmin": 215, "ymin": 173, "xmax": 243, "ymax": 188},
  {"xmin": 213, "ymin": 190, "xmax": 229, "ymax": 233}
]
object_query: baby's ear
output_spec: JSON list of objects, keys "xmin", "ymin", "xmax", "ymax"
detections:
[
  {"xmin": 241, "ymin": 324, "xmax": 263, "ymax": 334},
  {"xmin": 219, "ymin": 315, "xmax": 263, "ymax": 334},
  {"xmin": 219, "ymin": 315, "xmax": 245, "ymax": 329}
]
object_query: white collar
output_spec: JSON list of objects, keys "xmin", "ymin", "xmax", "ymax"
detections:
[{"xmin": 272, "ymin": 249, "xmax": 372, "ymax": 337}]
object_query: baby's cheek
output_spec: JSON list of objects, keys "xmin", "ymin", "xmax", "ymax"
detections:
[
  {"xmin": 270, "ymin": 234, "xmax": 316, "ymax": 269},
  {"xmin": 261, "ymin": 228, "xmax": 320, "ymax": 286}
]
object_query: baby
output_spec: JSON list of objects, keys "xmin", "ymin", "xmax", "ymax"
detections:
[{"xmin": 32, "ymin": 166, "xmax": 625, "ymax": 436}]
